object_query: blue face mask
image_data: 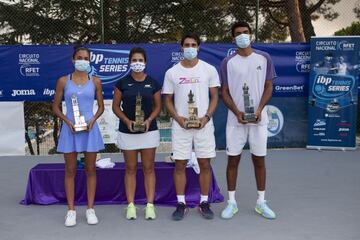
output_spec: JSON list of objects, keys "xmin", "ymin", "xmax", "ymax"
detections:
[
  {"xmin": 183, "ymin": 47, "xmax": 198, "ymax": 60},
  {"xmin": 74, "ymin": 60, "xmax": 90, "ymax": 72},
  {"xmin": 235, "ymin": 34, "xmax": 251, "ymax": 49}
]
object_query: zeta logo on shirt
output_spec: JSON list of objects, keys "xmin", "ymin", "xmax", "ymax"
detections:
[
  {"xmin": 128, "ymin": 83, "xmax": 133, "ymax": 86},
  {"xmin": 179, "ymin": 77, "xmax": 200, "ymax": 84},
  {"xmin": 144, "ymin": 84, "xmax": 152, "ymax": 88}
]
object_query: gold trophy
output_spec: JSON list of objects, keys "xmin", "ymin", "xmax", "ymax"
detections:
[
  {"xmin": 243, "ymin": 83, "xmax": 257, "ymax": 122},
  {"xmin": 186, "ymin": 90, "xmax": 201, "ymax": 128},
  {"xmin": 132, "ymin": 93, "xmax": 146, "ymax": 132},
  {"xmin": 71, "ymin": 94, "xmax": 88, "ymax": 132}
]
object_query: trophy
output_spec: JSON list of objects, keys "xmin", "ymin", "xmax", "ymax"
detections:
[
  {"xmin": 242, "ymin": 83, "xmax": 257, "ymax": 122},
  {"xmin": 132, "ymin": 93, "xmax": 146, "ymax": 132},
  {"xmin": 71, "ymin": 94, "xmax": 88, "ymax": 132},
  {"xmin": 186, "ymin": 90, "xmax": 201, "ymax": 128}
]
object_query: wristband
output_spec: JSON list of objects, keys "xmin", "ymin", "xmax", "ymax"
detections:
[{"xmin": 205, "ymin": 114, "xmax": 211, "ymax": 121}]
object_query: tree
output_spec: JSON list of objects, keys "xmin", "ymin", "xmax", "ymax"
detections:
[
  {"xmin": 0, "ymin": 0, "xmax": 102, "ymax": 44},
  {"xmin": 334, "ymin": 0, "xmax": 360, "ymax": 36},
  {"xmin": 353, "ymin": 0, "xmax": 360, "ymax": 18},
  {"xmin": 334, "ymin": 22, "xmax": 360, "ymax": 36},
  {"xmin": 285, "ymin": 0, "xmax": 305, "ymax": 42}
]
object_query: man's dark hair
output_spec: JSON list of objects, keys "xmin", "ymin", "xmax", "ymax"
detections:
[
  {"xmin": 180, "ymin": 33, "xmax": 201, "ymax": 46},
  {"xmin": 72, "ymin": 45, "xmax": 90, "ymax": 59},
  {"xmin": 231, "ymin": 22, "xmax": 252, "ymax": 37},
  {"xmin": 129, "ymin": 47, "xmax": 147, "ymax": 62}
]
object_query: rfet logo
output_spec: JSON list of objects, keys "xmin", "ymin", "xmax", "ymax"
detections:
[
  {"xmin": 88, "ymin": 48, "xmax": 130, "ymax": 84},
  {"xmin": 20, "ymin": 64, "xmax": 40, "ymax": 77},
  {"xmin": 338, "ymin": 40, "xmax": 355, "ymax": 51},
  {"xmin": 295, "ymin": 51, "xmax": 311, "ymax": 73},
  {"xmin": 313, "ymin": 74, "xmax": 355, "ymax": 99},
  {"xmin": 18, "ymin": 53, "xmax": 41, "ymax": 77}
]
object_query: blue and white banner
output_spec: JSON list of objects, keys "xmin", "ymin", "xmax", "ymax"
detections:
[
  {"xmin": 0, "ymin": 43, "xmax": 311, "ymax": 101},
  {"xmin": 0, "ymin": 43, "xmax": 314, "ymax": 148},
  {"xmin": 307, "ymin": 36, "xmax": 359, "ymax": 150}
]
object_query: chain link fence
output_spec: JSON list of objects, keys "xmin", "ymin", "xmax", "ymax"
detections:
[{"xmin": 0, "ymin": 0, "xmax": 358, "ymax": 155}]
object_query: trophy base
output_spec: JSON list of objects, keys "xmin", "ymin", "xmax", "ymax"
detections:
[
  {"xmin": 133, "ymin": 123, "xmax": 146, "ymax": 132},
  {"xmin": 244, "ymin": 113, "xmax": 257, "ymax": 123},
  {"xmin": 186, "ymin": 121, "xmax": 201, "ymax": 129},
  {"xmin": 74, "ymin": 124, "xmax": 88, "ymax": 132}
]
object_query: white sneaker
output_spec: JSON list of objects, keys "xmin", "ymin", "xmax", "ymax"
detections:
[
  {"xmin": 86, "ymin": 208, "xmax": 99, "ymax": 225},
  {"xmin": 65, "ymin": 210, "xmax": 76, "ymax": 227}
]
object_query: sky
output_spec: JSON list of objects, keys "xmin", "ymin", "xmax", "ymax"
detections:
[{"xmin": 312, "ymin": 0, "xmax": 358, "ymax": 36}]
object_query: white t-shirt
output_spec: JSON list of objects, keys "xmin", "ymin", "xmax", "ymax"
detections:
[
  {"xmin": 162, "ymin": 60, "xmax": 220, "ymax": 129},
  {"xmin": 336, "ymin": 62, "xmax": 347, "ymax": 75},
  {"xmin": 220, "ymin": 50, "xmax": 277, "ymax": 126}
]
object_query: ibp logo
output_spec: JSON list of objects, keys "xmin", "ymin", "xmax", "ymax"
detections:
[
  {"xmin": 43, "ymin": 88, "xmax": 55, "ymax": 97},
  {"xmin": 313, "ymin": 74, "xmax": 354, "ymax": 99},
  {"xmin": 316, "ymin": 75, "xmax": 332, "ymax": 85},
  {"xmin": 338, "ymin": 41, "xmax": 355, "ymax": 51},
  {"xmin": 88, "ymin": 48, "xmax": 130, "ymax": 84}
]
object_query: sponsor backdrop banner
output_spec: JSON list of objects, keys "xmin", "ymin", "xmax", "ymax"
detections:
[
  {"xmin": 0, "ymin": 43, "xmax": 311, "ymax": 101},
  {"xmin": 0, "ymin": 43, "xmax": 314, "ymax": 148},
  {"xmin": 307, "ymin": 37, "xmax": 359, "ymax": 150}
]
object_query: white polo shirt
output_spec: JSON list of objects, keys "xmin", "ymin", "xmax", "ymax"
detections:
[
  {"xmin": 220, "ymin": 49, "xmax": 277, "ymax": 126},
  {"xmin": 162, "ymin": 60, "xmax": 220, "ymax": 129}
]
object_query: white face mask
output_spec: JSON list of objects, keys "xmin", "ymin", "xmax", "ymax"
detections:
[
  {"xmin": 183, "ymin": 47, "xmax": 198, "ymax": 60},
  {"xmin": 74, "ymin": 60, "xmax": 90, "ymax": 72},
  {"xmin": 235, "ymin": 34, "xmax": 251, "ymax": 49},
  {"xmin": 130, "ymin": 62, "xmax": 146, "ymax": 72}
]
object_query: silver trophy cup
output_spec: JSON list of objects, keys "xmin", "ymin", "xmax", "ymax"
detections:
[
  {"xmin": 243, "ymin": 83, "xmax": 257, "ymax": 122},
  {"xmin": 71, "ymin": 94, "xmax": 88, "ymax": 132}
]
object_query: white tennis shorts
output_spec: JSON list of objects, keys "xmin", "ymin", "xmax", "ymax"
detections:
[
  {"xmin": 226, "ymin": 124, "xmax": 268, "ymax": 157},
  {"xmin": 171, "ymin": 124, "xmax": 216, "ymax": 160}
]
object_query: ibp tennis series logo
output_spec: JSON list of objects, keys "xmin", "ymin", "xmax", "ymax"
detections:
[
  {"xmin": 312, "ymin": 74, "xmax": 354, "ymax": 99},
  {"xmin": 88, "ymin": 48, "xmax": 130, "ymax": 84}
]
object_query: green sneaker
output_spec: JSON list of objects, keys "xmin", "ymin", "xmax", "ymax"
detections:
[
  {"xmin": 126, "ymin": 202, "xmax": 137, "ymax": 220},
  {"xmin": 145, "ymin": 203, "xmax": 156, "ymax": 220}
]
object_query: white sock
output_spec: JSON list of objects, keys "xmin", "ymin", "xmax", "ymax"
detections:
[
  {"xmin": 200, "ymin": 195, "xmax": 208, "ymax": 203},
  {"xmin": 257, "ymin": 191, "xmax": 265, "ymax": 204},
  {"xmin": 177, "ymin": 195, "xmax": 186, "ymax": 204},
  {"xmin": 228, "ymin": 191, "xmax": 236, "ymax": 204}
]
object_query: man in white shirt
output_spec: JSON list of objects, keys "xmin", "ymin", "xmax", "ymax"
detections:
[
  {"xmin": 163, "ymin": 33, "xmax": 220, "ymax": 221},
  {"xmin": 220, "ymin": 22, "xmax": 277, "ymax": 220}
]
